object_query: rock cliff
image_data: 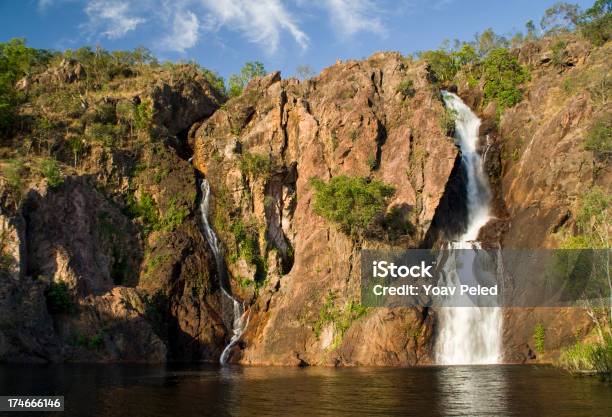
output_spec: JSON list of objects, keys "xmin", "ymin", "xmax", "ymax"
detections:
[
  {"xmin": 191, "ymin": 53, "xmax": 460, "ymax": 365},
  {"xmin": 0, "ymin": 35, "xmax": 609, "ymax": 365}
]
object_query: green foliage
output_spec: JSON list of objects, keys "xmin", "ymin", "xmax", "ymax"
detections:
[
  {"xmin": 228, "ymin": 61, "xmax": 267, "ymax": 98},
  {"xmin": 381, "ymin": 206, "xmax": 415, "ymax": 240},
  {"xmin": 3, "ymin": 158, "xmax": 25, "ymax": 190},
  {"xmin": 87, "ymin": 122, "xmax": 121, "ymax": 148},
  {"xmin": 128, "ymin": 192, "xmax": 159, "ymax": 234},
  {"xmin": 420, "ymin": 49, "xmax": 458, "ymax": 83},
  {"xmin": 526, "ymin": 20, "xmax": 538, "ymax": 39},
  {"xmin": 454, "ymin": 43, "xmax": 479, "ymax": 66},
  {"xmin": 482, "ymin": 48, "xmax": 530, "ymax": 111},
  {"xmin": 540, "ymin": 2, "xmax": 581, "ymax": 34},
  {"xmin": 440, "ymin": 107, "xmax": 458, "ymax": 135},
  {"xmin": 578, "ymin": 0, "xmax": 612, "ymax": 45},
  {"xmin": 160, "ymin": 197, "xmax": 189, "ymax": 232},
  {"xmin": 200, "ymin": 68, "xmax": 225, "ymax": 94},
  {"xmin": 419, "ymin": 42, "xmax": 480, "ymax": 85},
  {"xmin": 313, "ymin": 292, "xmax": 368, "ymax": 349},
  {"xmin": 45, "ymin": 282, "xmax": 73, "ymax": 314},
  {"xmin": 562, "ymin": 186, "xmax": 610, "ymax": 249},
  {"xmin": 558, "ymin": 334, "xmax": 612, "ymax": 377},
  {"xmin": 310, "ymin": 175, "xmax": 395, "ymax": 236},
  {"xmin": 550, "ymin": 40, "xmax": 568, "ymax": 67},
  {"xmin": 396, "ymin": 78, "xmax": 416, "ymax": 98},
  {"xmin": 0, "ymin": 38, "xmax": 53, "ymax": 131},
  {"xmin": 0, "ymin": 249, "xmax": 16, "ymax": 275},
  {"xmin": 31, "ymin": 117, "xmax": 59, "ymax": 153},
  {"xmin": 225, "ymin": 215, "xmax": 268, "ymax": 283},
  {"xmin": 67, "ymin": 136, "xmax": 85, "ymax": 164},
  {"xmin": 71, "ymin": 332, "xmax": 104, "ymax": 350},
  {"xmin": 44, "ymin": 89, "xmax": 84, "ymax": 117},
  {"xmin": 116, "ymin": 100, "xmax": 134, "ymax": 127},
  {"xmin": 64, "ymin": 45, "xmax": 156, "ymax": 87},
  {"xmin": 534, "ymin": 323, "xmax": 546, "ymax": 354},
  {"xmin": 38, "ymin": 158, "xmax": 63, "ymax": 188},
  {"xmin": 228, "ymin": 217, "xmax": 259, "ymax": 263},
  {"xmin": 239, "ymin": 152, "xmax": 273, "ymax": 178},
  {"xmin": 88, "ymin": 333, "xmax": 104, "ymax": 349},
  {"xmin": 330, "ymin": 132, "xmax": 339, "ymax": 150},
  {"xmin": 134, "ymin": 99, "xmax": 153, "ymax": 134},
  {"xmin": 584, "ymin": 114, "xmax": 612, "ymax": 158},
  {"xmin": 475, "ymin": 28, "xmax": 509, "ymax": 57}
]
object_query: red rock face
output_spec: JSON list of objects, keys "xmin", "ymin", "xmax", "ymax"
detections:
[
  {"xmin": 2, "ymin": 37, "xmax": 607, "ymax": 366},
  {"xmin": 193, "ymin": 53, "xmax": 458, "ymax": 365},
  {"xmin": 462, "ymin": 38, "xmax": 611, "ymax": 363}
]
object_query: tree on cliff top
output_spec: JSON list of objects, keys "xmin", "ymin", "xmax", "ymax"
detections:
[
  {"xmin": 0, "ymin": 38, "xmax": 52, "ymax": 131},
  {"xmin": 540, "ymin": 2, "xmax": 582, "ymax": 34},
  {"xmin": 482, "ymin": 48, "xmax": 530, "ymax": 112},
  {"xmin": 578, "ymin": 0, "xmax": 612, "ymax": 45},
  {"xmin": 228, "ymin": 61, "xmax": 267, "ymax": 98}
]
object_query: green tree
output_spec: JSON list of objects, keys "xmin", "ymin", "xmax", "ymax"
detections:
[
  {"xmin": 563, "ymin": 187, "xmax": 611, "ymax": 334},
  {"xmin": 526, "ymin": 19, "xmax": 538, "ymax": 39},
  {"xmin": 228, "ymin": 61, "xmax": 266, "ymax": 97},
  {"xmin": 540, "ymin": 2, "xmax": 581, "ymax": 34},
  {"xmin": 475, "ymin": 28, "xmax": 508, "ymax": 57},
  {"xmin": 134, "ymin": 99, "xmax": 153, "ymax": 134},
  {"xmin": 310, "ymin": 175, "xmax": 395, "ymax": 237},
  {"xmin": 0, "ymin": 38, "xmax": 52, "ymax": 130},
  {"xmin": 577, "ymin": 0, "xmax": 612, "ymax": 46},
  {"xmin": 200, "ymin": 68, "xmax": 225, "ymax": 95},
  {"xmin": 454, "ymin": 44, "xmax": 479, "ymax": 67},
  {"xmin": 45, "ymin": 282, "xmax": 74, "ymax": 314},
  {"xmin": 420, "ymin": 49, "xmax": 458, "ymax": 83},
  {"xmin": 482, "ymin": 48, "xmax": 530, "ymax": 111},
  {"xmin": 584, "ymin": 114, "xmax": 612, "ymax": 158},
  {"xmin": 39, "ymin": 158, "xmax": 63, "ymax": 188}
]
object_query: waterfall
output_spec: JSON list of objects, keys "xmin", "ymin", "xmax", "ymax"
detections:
[
  {"xmin": 199, "ymin": 179, "xmax": 248, "ymax": 365},
  {"xmin": 435, "ymin": 91, "xmax": 502, "ymax": 365}
]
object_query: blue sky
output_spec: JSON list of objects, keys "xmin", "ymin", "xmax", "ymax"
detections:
[{"xmin": 0, "ymin": 0, "xmax": 596, "ymax": 80}]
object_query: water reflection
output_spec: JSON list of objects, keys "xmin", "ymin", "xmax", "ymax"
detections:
[
  {"xmin": 435, "ymin": 366, "xmax": 509, "ymax": 416},
  {"xmin": 0, "ymin": 364, "xmax": 610, "ymax": 417}
]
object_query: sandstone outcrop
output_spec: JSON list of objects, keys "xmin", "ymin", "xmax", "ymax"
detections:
[
  {"xmin": 192, "ymin": 53, "xmax": 457, "ymax": 365},
  {"xmin": 1, "ymin": 36, "xmax": 608, "ymax": 366},
  {"xmin": 458, "ymin": 37, "xmax": 610, "ymax": 362},
  {"xmin": 0, "ymin": 64, "xmax": 226, "ymax": 363}
]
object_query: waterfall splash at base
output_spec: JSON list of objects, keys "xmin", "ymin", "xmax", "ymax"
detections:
[
  {"xmin": 435, "ymin": 91, "xmax": 502, "ymax": 365},
  {"xmin": 199, "ymin": 179, "xmax": 248, "ymax": 365}
]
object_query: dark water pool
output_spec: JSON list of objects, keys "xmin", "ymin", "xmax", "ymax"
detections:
[{"xmin": 0, "ymin": 364, "xmax": 610, "ymax": 417}]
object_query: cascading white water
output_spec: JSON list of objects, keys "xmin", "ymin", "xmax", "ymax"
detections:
[
  {"xmin": 199, "ymin": 179, "xmax": 248, "ymax": 364},
  {"xmin": 435, "ymin": 91, "xmax": 502, "ymax": 365}
]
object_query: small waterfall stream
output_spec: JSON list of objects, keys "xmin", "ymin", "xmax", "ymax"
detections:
[
  {"xmin": 435, "ymin": 91, "xmax": 502, "ymax": 365},
  {"xmin": 199, "ymin": 179, "xmax": 248, "ymax": 364}
]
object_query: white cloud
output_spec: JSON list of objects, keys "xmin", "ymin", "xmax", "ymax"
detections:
[
  {"xmin": 83, "ymin": 0, "xmax": 145, "ymax": 39},
  {"xmin": 321, "ymin": 0, "xmax": 386, "ymax": 38},
  {"xmin": 161, "ymin": 9, "xmax": 200, "ymax": 52},
  {"xmin": 76, "ymin": 0, "xmax": 389, "ymax": 54},
  {"xmin": 198, "ymin": 0, "xmax": 309, "ymax": 53}
]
